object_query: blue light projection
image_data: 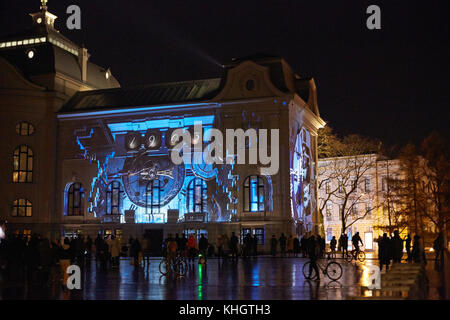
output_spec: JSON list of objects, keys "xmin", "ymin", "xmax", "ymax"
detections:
[
  {"xmin": 290, "ymin": 127, "xmax": 314, "ymax": 232},
  {"xmin": 72, "ymin": 114, "xmax": 251, "ymax": 224}
]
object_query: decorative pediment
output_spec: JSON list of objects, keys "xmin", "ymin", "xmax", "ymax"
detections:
[{"xmin": 215, "ymin": 60, "xmax": 285, "ymax": 101}]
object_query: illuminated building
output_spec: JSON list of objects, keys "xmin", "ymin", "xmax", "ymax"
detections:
[{"xmin": 0, "ymin": 3, "xmax": 325, "ymax": 252}]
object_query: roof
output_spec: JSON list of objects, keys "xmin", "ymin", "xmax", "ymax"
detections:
[
  {"xmin": 59, "ymin": 78, "xmax": 223, "ymax": 113},
  {"xmin": 0, "ymin": 8, "xmax": 120, "ymax": 90}
]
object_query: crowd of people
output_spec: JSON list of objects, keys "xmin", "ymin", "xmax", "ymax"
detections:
[{"xmin": 0, "ymin": 230, "xmax": 445, "ymax": 287}]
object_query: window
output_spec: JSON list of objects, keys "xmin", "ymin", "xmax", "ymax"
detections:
[
  {"xmin": 364, "ymin": 178, "xmax": 371, "ymax": 193},
  {"xmin": 326, "ymin": 204, "xmax": 333, "ymax": 221},
  {"xmin": 352, "ymin": 204, "xmax": 358, "ymax": 217},
  {"xmin": 253, "ymin": 228, "xmax": 265, "ymax": 244},
  {"xmin": 67, "ymin": 182, "xmax": 84, "ymax": 216},
  {"xmin": 365, "ymin": 203, "xmax": 372, "ymax": 218},
  {"xmin": 146, "ymin": 179, "xmax": 161, "ymax": 217},
  {"xmin": 381, "ymin": 176, "xmax": 387, "ymax": 192},
  {"xmin": 350, "ymin": 178, "xmax": 357, "ymax": 190},
  {"xmin": 244, "ymin": 175, "xmax": 265, "ymax": 212},
  {"xmin": 327, "ymin": 228, "xmax": 333, "ymax": 241},
  {"xmin": 187, "ymin": 178, "xmax": 207, "ymax": 213},
  {"xmin": 16, "ymin": 122, "xmax": 34, "ymax": 136},
  {"xmin": 325, "ymin": 181, "xmax": 331, "ymax": 194},
  {"xmin": 106, "ymin": 181, "xmax": 123, "ymax": 215},
  {"xmin": 12, "ymin": 198, "xmax": 32, "ymax": 217},
  {"xmin": 13, "ymin": 145, "xmax": 33, "ymax": 183}
]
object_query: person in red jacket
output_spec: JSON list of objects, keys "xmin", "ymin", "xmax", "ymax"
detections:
[{"xmin": 186, "ymin": 234, "xmax": 197, "ymax": 263}]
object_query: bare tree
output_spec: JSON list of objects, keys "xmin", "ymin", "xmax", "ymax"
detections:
[{"xmin": 318, "ymin": 129, "xmax": 381, "ymax": 234}]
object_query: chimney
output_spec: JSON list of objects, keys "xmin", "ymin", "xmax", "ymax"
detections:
[{"xmin": 78, "ymin": 46, "xmax": 89, "ymax": 82}]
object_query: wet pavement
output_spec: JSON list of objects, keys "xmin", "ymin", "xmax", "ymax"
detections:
[{"xmin": 0, "ymin": 255, "xmax": 380, "ymax": 300}]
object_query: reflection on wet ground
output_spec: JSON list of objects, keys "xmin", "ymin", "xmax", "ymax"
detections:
[{"xmin": 0, "ymin": 255, "xmax": 375, "ymax": 300}]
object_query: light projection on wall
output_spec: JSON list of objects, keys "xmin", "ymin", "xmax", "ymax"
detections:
[
  {"xmin": 290, "ymin": 127, "xmax": 314, "ymax": 232},
  {"xmin": 73, "ymin": 115, "xmax": 245, "ymax": 224}
]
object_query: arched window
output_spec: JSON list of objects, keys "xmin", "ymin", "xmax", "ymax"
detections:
[
  {"xmin": 16, "ymin": 122, "xmax": 35, "ymax": 136},
  {"xmin": 146, "ymin": 179, "xmax": 161, "ymax": 217},
  {"xmin": 106, "ymin": 181, "xmax": 123, "ymax": 215},
  {"xmin": 244, "ymin": 175, "xmax": 265, "ymax": 212},
  {"xmin": 12, "ymin": 198, "xmax": 32, "ymax": 217},
  {"xmin": 67, "ymin": 182, "xmax": 84, "ymax": 216},
  {"xmin": 187, "ymin": 178, "xmax": 207, "ymax": 213},
  {"xmin": 13, "ymin": 145, "xmax": 33, "ymax": 183}
]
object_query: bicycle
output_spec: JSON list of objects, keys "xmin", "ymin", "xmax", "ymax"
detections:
[
  {"xmin": 345, "ymin": 249, "xmax": 366, "ymax": 262},
  {"xmin": 302, "ymin": 259, "xmax": 343, "ymax": 281},
  {"xmin": 159, "ymin": 253, "xmax": 187, "ymax": 276}
]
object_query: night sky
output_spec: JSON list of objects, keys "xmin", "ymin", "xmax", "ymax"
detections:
[{"xmin": 1, "ymin": 0, "xmax": 449, "ymax": 147}]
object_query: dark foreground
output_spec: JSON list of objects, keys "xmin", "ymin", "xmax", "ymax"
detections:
[{"xmin": 0, "ymin": 254, "xmax": 443, "ymax": 300}]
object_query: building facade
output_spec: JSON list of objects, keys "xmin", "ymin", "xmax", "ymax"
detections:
[
  {"xmin": 0, "ymin": 3, "xmax": 119, "ymax": 239},
  {"xmin": 0, "ymin": 4, "xmax": 325, "ymax": 253}
]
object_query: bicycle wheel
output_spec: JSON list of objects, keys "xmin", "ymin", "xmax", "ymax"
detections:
[
  {"xmin": 326, "ymin": 261, "xmax": 343, "ymax": 281},
  {"xmin": 302, "ymin": 261, "xmax": 318, "ymax": 280},
  {"xmin": 357, "ymin": 251, "xmax": 366, "ymax": 262},
  {"xmin": 345, "ymin": 252, "xmax": 353, "ymax": 262},
  {"xmin": 159, "ymin": 259, "xmax": 169, "ymax": 276}
]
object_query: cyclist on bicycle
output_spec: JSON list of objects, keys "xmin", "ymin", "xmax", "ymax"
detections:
[
  {"xmin": 352, "ymin": 232, "xmax": 363, "ymax": 255},
  {"xmin": 307, "ymin": 235, "xmax": 320, "ymax": 280}
]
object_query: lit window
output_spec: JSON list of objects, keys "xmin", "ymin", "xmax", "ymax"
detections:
[
  {"xmin": 0, "ymin": 43, "xmax": 5, "ymax": 48},
  {"xmin": 40, "ymin": 37, "xmax": 46, "ymax": 42},
  {"xmin": 6, "ymin": 42, "xmax": 11, "ymax": 47},
  {"xmin": 17, "ymin": 40, "xmax": 23, "ymax": 45},
  {"xmin": 13, "ymin": 145, "xmax": 33, "ymax": 183},
  {"xmin": 66, "ymin": 182, "xmax": 85, "ymax": 216},
  {"xmin": 37, "ymin": 17, "xmax": 42, "ymax": 24},
  {"xmin": 29, "ymin": 39, "xmax": 35, "ymax": 44},
  {"xmin": 12, "ymin": 41, "xmax": 17, "ymax": 46},
  {"xmin": 244, "ymin": 175, "xmax": 265, "ymax": 212},
  {"xmin": 146, "ymin": 179, "xmax": 161, "ymax": 218},
  {"xmin": 253, "ymin": 228, "xmax": 265, "ymax": 244},
  {"xmin": 106, "ymin": 181, "xmax": 123, "ymax": 215},
  {"xmin": 12, "ymin": 199, "xmax": 32, "ymax": 217},
  {"xmin": 352, "ymin": 204, "xmax": 358, "ymax": 217},
  {"xmin": 187, "ymin": 178, "xmax": 207, "ymax": 213},
  {"xmin": 23, "ymin": 39, "xmax": 29, "ymax": 45},
  {"xmin": 16, "ymin": 122, "xmax": 35, "ymax": 136}
]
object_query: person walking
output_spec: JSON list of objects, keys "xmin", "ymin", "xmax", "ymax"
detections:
[
  {"xmin": 141, "ymin": 235, "xmax": 151, "ymax": 270},
  {"xmin": 131, "ymin": 237, "xmax": 142, "ymax": 269},
  {"xmin": 270, "ymin": 235, "xmax": 278, "ymax": 257},
  {"xmin": 279, "ymin": 233, "xmax": 287, "ymax": 257},
  {"xmin": 330, "ymin": 236, "xmax": 337, "ymax": 258},
  {"xmin": 412, "ymin": 235, "xmax": 426, "ymax": 264},
  {"xmin": 307, "ymin": 235, "xmax": 320, "ymax": 280},
  {"xmin": 216, "ymin": 234, "xmax": 224, "ymax": 260},
  {"xmin": 433, "ymin": 233, "xmax": 444, "ymax": 271},
  {"xmin": 391, "ymin": 230, "xmax": 403, "ymax": 263},
  {"xmin": 379, "ymin": 233, "xmax": 391, "ymax": 271},
  {"xmin": 58, "ymin": 238, "xmax": 71, "ymax": 288},
  {"xmin": 293, "ymin": 236, "xmax": 300, "ymax": 257},
  {"xmin": 342, "ymin": 233, "xmax": 349, "ymax": 256},
  {"xmin": 230, "ymin": 232, "xmax": 239, "ymax": 262},
  {"xmin": 287, "ymin": 235, "xmax": 294, "ymax": 257},
  {"xmin": 187, "ymin": 234, "xmax": 197, "ymax": 263},
  {"xmin": 405, "ymin": 234, "xmax": 412, "ymax": 262}
]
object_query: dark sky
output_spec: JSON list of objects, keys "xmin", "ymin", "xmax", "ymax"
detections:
[{"xmin": 1, "ymin": 0, "xmax": 449, "ymax": 147}]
